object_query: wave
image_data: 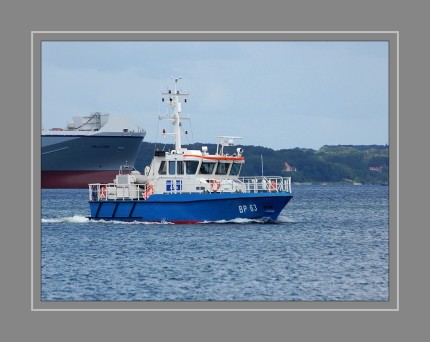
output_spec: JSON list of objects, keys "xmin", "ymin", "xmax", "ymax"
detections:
[
  {"xmin": 204, "ymin": 216, "xmax": 297, "ymax": 224},
  {"xmin": 202, "ymin": 217, "xmax": 275, "ymax": 224},
  {"xmin": 41, "ymin": 215, "xmax": 172, "ymax": 225},
  {"xmin": 41, "ymin": 215, "xmax": 89, "ymax": 223},
  {"xmin": 41, "ymin": 215, "xmax": 294, "ymax": 225},
  {"xmin": 276, "ymin": 215, "xmax": 295, "ymax": 223},
  {"xmin": 98, "ymin": 220, "xmax": 174, "ymax": 225}
]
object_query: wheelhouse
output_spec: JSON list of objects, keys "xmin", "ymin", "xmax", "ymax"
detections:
[{"xmin": 147, "ymin": 147, "xmax": 244, "ymax": 179}]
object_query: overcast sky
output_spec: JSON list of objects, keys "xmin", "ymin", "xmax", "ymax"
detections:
[{"xmin": 42, "ymin": 41, "xmax": 388, "ymax": 150}]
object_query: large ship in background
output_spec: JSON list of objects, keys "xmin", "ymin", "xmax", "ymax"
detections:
[{"xmin": 42, "ymin": 112, "xmax": 146, "ymax": 188}]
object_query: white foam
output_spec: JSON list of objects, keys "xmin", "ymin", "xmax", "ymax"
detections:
[
  {"xmin": 202, "ymin": 217, "xmax": 270, "ymax": 224},
  {"xmin": 65, "ymin": 215, "xmax": 90, "ymax": 223},
  {"xmin": 41, "ymin": 215, "xmax": 89, "ymax": 223},
  {"xmin": 42, "ymin": 216, "xmax": 288, "ymax": 225},
  {"xmin": 41, "ymin": 216, "xmax": 173, "ymax": 225},
  {"xmin": 276, "ymin": 215, "xmax": 295, "ymax": 223},
  {"xmin": 83, "ymin": 218, "xmax": 173, "ymax": 225},
  {"xmin": 41, "ymin": 218, "xmax": 64, "ymax": 223},
  {"xmin": 107, "ymin": 220, "xmax": 173, "ymax": 225}
]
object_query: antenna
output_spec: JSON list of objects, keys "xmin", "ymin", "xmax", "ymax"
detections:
[
  {"xmin": 216, "ymin": 136, "xmax": 242, "ymax": 155},
  {"xmin": 261, "ymin": 154, "xmax": 264, "ymax": 176},
  {"xmin": 159, "ymin": 77, "xmax": 189, "ymax": 152}
]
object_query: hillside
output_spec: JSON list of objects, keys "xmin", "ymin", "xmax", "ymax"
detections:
[{"xmin": 134, "ymin": 142, "xmax": 389, "ymax": 185}]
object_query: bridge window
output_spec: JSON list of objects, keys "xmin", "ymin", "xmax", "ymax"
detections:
[
  {"xmin": 230, "ymin": 162, "xmax": 242, "ymax": 176},
  {"xmin": 158, "ymin": 161, "xmax": 167, "ymax": 175},
  {"xmin": 216, "ymin": 162, "xmax": 230, "ymax": 175},
  {"xmin": 199, "ymin": 162, "xmax": 216, "ymax": 175},
  {"xmin": 169, "ymin": 161, "xmax": 176, "ymax": 175},
  {"xmin": 177, "ymin": 161, "xmax": 184, "ymax": 175},
  {"xmin": 185, "ymin": 160, "xmax": 199, "ymax": 175}
]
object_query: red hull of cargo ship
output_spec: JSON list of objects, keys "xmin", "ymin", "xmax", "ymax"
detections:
[{"xmin": 42, "ymin": 170, "xmax": 119, "ymax": 189}]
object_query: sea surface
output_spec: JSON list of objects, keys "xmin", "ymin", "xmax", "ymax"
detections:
[{"xmin": 41, "ymin": 185, "xmax": 389, "ymax": 301}]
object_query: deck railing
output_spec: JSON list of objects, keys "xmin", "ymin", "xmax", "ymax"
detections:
[
  {"xmin": 89, "ymin": 176, "xmax": 291, "ymax": 201},
  {"xmin": 239, "ymin": 176, "xmax": 292, "ymax": 193},
  {"xmin": 89, "ymin": 183, "xmax": 149, "ymax": 201}
]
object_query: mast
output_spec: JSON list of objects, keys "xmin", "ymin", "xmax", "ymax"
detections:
[
  {"xmin": 172, "ymin": 77, "xmax": 182, "ymax": 150},
  {"xmin": 160, "ymin": 76, "xmax": 189, "ymax": 152},
  {"xmin": 261, "ymin": 154, "xmax": 264, "ymax": 176}
]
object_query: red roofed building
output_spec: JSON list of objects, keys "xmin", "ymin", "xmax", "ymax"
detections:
[{"xmin": 284, "ymin": 161, "xmax": 297, "ymax": 172}]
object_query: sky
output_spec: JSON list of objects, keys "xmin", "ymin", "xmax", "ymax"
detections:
[{"xmin": 41, "ymin": 41, "xmax": 388, "ymax": 150}]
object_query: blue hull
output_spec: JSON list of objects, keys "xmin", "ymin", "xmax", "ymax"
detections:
[{"xmin": 89, "ymin": 192, "xmax": 293, "ymax": 223}]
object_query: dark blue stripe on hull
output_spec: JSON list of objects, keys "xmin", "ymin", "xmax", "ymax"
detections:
[
  {"xmin": 42, "ymin": 135, "xmax": 144, "ymax": 171},
  {"xmin": 89, "ymin": 192, "xmax": 292, "ymax": 223}
]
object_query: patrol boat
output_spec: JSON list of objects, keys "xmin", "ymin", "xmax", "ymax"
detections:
[{"xmin": 88, "ymin": 77, "xmax": 292, "ymax": 223}]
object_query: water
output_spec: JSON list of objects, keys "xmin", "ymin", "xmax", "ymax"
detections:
[{"xmin": 41, "ymin": 185, "xmax": 389, "ymax": 301}]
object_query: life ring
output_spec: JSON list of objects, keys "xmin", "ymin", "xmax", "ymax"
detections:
[
  {"xmin": 99, "ymin": 186, "xmax": 107, "ymax": 199},
  {"xmin": 210, "ymin": 179, "xmax": 221, "ymax": 192},
  {"xmin": 144, "ymin": 183, "xmax": 154, "ymax": 200},
  {"xmin": 268, "ymin": 181, "xmax": 277, "ymax": 191}
]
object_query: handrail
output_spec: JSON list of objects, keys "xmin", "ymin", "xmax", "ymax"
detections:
[
  {"xmin": 89, "ymin": 176, "xmax": 292, "ymax": 201},
  {"xmin": 89, "ymin": 183, "xmax": 149, "ymax": 201},
  {"xmin": 239, "ymin": 176, "xmax": 292, "ymax": 193}
]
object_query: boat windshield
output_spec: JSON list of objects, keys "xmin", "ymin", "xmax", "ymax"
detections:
[
  {"xmin": 158, "ymin": 161, "xmax": 167, "ymax": 175},
  {"xmin": 230, "ymin": 162, "xmax": 242, "ymax": 176},
  {"xmin": 185, "ymin": 160, "xmax": 199, "ymax": 175},
  {"xmin": 215, "ymin": 162, "xmax": 230, "ymax": 175},
  {"xmin": 177, "ymin": 161, "xmax": 185, "ymax": 175},
  {"xmin": 199, "ymin": 162, "xmax": 216, "ymax": 175},
  {"xmin": 169, "ymin": 161, "xmax": 176, "ymax": 175}
]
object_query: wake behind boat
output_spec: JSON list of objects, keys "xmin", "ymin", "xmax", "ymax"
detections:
[{"xmin": 88, "ymin": 77, "xmax": 292, "ymax": 223}]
